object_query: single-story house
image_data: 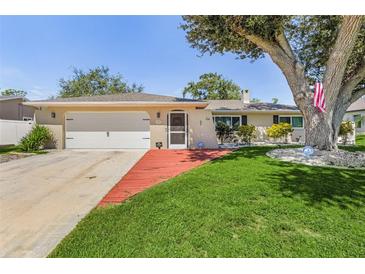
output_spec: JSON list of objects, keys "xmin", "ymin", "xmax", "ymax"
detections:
[
  {"xmin": 24, "ymin": 91, "xmax": 305, "ymax": 150},
  {"xmin": 344, "ymin": 96, "xmax": 365, "ymax": 135},
  {"xmin": 0, "ymin": 96, "xmax": 35, "ymax": 121}
]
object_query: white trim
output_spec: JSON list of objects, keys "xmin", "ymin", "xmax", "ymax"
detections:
[{"xmin": 168, "ymin": 111, "xmax": 187, "ymax": 149}]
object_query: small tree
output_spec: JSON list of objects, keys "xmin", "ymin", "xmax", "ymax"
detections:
[
  {"xmin": 266, "ymin": 123, "xmax": 294, "ymax": 143},
  {"xmin": 183, "ymin": 73, "xmax": 241, "ymax": 100},
  {"xmin": 250, "ymin": 98, "xmax": 261, "ymax": 103},
  {"xmin": 272, "ymin": 98, "xmax": 279, "ymax": 104},
  {"xmin": 215, "ymin": 122, "xmax": 232, "ymax": 144},
  {"xmin": 339, "ymin": 121, "xmax": 354, "ymax": 145},
  {"xmin": 237, "ymin": 124, "xmax": 256, "ymax": 145}
]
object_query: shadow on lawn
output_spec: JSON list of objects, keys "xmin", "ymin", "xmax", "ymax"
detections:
[
  {"xmin": 215, "ymin": 146, "xmax": 365, "ymax": 209},
  {"xmin": 265, "ymin": 158, "xmax": 365, "ymax": 209}
]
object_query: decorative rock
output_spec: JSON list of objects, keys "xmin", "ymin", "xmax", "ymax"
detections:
[{"xmin": 267, "ymin": 148, "xmax": 365, "ymax": 169}]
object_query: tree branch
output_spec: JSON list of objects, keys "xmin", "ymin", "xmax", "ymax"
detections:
[
  {"xmin": 275, "ymin": 28, "xmax": 296, "ymax": 60},
  {"xmin": 350, "ymin": 88, "xmax": 365, "ymax": 104},
  {"xmin": 323, "ymin": 16, "xmax": 363, "ymax": 108}
]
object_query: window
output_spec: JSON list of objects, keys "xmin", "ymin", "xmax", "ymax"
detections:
[
  {"xmin": 278, "ymin": 116, "xmax": 304, "ymax": 128},
  {"xmin": 354, "ymin": 115, "xmax": 362, "ymax": 128},
  {"xmin": 292, "ymin": 117, "xmax": 304, "ymax": 128},
  {"xmin": 279, "ymin": 116, "xmax": 291, "ymax": 124},
  {"xmin": 232, "ymin": 117, "xmax": 240, "ymax": 129},
  {"xmin": 22, "ymin": 117, "xmax": 33, "ymax": 121},
  {"xmin": 213, "ymin": 116, "xmax": 241, "ymax": 130}
]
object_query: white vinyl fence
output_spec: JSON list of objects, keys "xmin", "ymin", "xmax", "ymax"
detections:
[{"xmin": 0, "ymin": 119, "xmax": 34, "ymax": 145}]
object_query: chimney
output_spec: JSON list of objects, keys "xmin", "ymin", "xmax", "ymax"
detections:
[{"xmin": 241, "ymin": 89, "xmax": 250, "ymax": 103}]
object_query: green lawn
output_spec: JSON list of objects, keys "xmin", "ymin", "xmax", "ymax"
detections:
[
  {"xmin": 0, "ymin": 145, "xmax": 22, "ymax": 154},
  {"xmin": 340, "ymin": 134, "xmax": 365, "ymax": 152},
  {"xmin": 0, "ymin": 145, "xmax": 48, "ymax": 155},
  {"xmin": 49, "ymin": 146, "xmax": 365, "ymax": 258}
]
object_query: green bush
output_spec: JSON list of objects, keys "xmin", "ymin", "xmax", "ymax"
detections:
[
  {"xmin": 339, "ymin": 121, "xmax": 354, "ymax": 145},
  {"xmin": 19, "ymin": 124, "xmax": 53, "ymax": 152},
  {"xmin": 266, "ymin": 122, "xmax": 293, "ymax": 143},
  {"xmin": 237, "ymin": 124, "xmax": 256, "ymax": 145},
  {"xmin": 216, "ymin": 122, "xmax": 232, "ymax": 144}
]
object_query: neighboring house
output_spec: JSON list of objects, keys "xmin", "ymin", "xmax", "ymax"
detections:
[
  {"xmin": 0, "ymin": 96, "xmax": 35, "ymax": 121},
  {"xmin": 24, "ymin": 91, "xmax": 305, "ymax": 150},
  {"xmin": 343, "ymin": 97, "xmax": 365, "ymax": 135}
]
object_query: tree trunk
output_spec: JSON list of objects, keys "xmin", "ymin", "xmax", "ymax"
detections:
[{"xmin": 302, "ymin": 110, "xmax": 337, "ymax": 150}]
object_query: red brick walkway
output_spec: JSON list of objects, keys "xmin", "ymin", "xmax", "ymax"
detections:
[{"xmin": 98, "ymin": 149, "xmax": 232, "ymax": 206}]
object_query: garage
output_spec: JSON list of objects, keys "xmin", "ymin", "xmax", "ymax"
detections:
[{"xmin": 65, "ymin": 112, "xmax": 150, "ymax": 149}]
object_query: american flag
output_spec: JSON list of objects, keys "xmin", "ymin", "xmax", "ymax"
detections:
[{"xmin": 313, "ymin": 82, "xmax": 326, "ymax": 112}]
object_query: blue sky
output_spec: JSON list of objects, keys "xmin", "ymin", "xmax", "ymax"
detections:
[{"xmin": 0, "ymin": 16, "xmax": 294, "ymax": 104}]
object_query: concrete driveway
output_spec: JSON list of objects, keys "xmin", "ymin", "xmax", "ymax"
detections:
[{"xmin": 0, "ymin": 149, "xmax": 146, "ymax": 258}]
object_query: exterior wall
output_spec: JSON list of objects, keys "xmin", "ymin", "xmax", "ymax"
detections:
[
  {"xmin": 0, "ymin": 99, "xmax": 35, "ymax": 120},
  {"xmin": 212, "ymin": 111, "xmax": 304, "ymax": 143},
  {"xmin": 34, "ymin": 106, "xmax": 218, "ymax": 149},
  {"xmin": 43, "ymin": 124, "xmax": 64, "ymax": 149},
  {"xmin": 344, "ymin": 111, "xmax": 365, "ymax": 135}
]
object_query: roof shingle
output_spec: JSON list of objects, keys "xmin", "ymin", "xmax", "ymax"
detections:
[{"xmin": 31, "ymin": 92, "xmax": 202, "ymax": 103}]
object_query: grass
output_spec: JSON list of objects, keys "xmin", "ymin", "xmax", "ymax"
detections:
[
  {"xmin": 340, "ymin": 134, "xmax": 365, "ymax": 152},
  {"xmin": 49, "ymin": 146, "xmax": 365, "ymax": 258},
  {"xmin": 0, "ymin": 145, "xmax": 48, "ymax": 155},
  {"xmin": 0, "ymin": 145, "xmax": 21, "ymax": 154}
]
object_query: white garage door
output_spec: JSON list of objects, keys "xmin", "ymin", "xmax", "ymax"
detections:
[{"xmin": 65, "ymin": 112, "xmax": 150, "ymax": 149}]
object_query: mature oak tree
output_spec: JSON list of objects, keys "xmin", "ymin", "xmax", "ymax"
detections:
[
  {"xmin": 181, "ymin": 16, "xmax": 365, "ymax": 150},
  {"xmin": 59, "ymin": 66, "xmax": 144, "ymax": 98},
  {"xmin": 183, "ymin": 72, "xmax": 241, "ymax": 99}
]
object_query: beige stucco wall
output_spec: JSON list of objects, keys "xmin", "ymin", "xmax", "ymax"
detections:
[
  {"xmin": 34, "ymin": 105, "xmax": 218, "ymax": 149},
  {"xmin": 0, "ymin": 99, "xmax": 35, "ymax": 120},
  {"xmin": 212, "ymin": 111, "xmax": 305, "ymax": 142},
  {"xmin": 43, "ymin": 124, "xmax": 63, "ymax": 149}
]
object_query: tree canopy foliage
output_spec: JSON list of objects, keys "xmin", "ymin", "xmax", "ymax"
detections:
[
  {"xmin": 181, "ymin": 16, "xmax": 364, "ymax": 90},
  {"xmin": 58, "ymin": 66, "xmax": 144, "ymax": 98},
  {"xmin": 1, "ymin": 88, "xmax": 27, "ymax": 97},
  {"xmin": 183, "ymin": 73, "xmax": 241, "ymax": 100}
]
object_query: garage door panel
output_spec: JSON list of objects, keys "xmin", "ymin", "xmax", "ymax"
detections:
[
  {"xmin": 65, "ymin": 112, "xmax": 150, "ymax": 149},
  {"xmin": 66, "ymin": 112, "xmax": 150, "ymax": 132}
]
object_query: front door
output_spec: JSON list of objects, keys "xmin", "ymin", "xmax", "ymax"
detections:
[{"xmin": 168, "ymin": 112, "xmax": 187, "ymax": 149}]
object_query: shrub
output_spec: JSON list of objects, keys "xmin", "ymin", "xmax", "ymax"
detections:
[
  {"xmin": 237, "ymin": 124, "xmax": 256, "ymax": 145},
  {"xmin": 19, "ymin": 124, "xmax": 53, "ymax": 152},
  {"xmin": 266, "ymin": 122, "xmax": 293, "ymax": 143},
  {"xmin": 339, "ymin": 121, "xmax": 354, "ymax": 145},
  {"xmin": 215, "ymin": 122, "xmax": 232, "ymax": 144}
]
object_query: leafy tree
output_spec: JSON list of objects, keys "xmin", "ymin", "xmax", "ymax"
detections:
[
  {"xmin": 272, "ymin": 98, "xmax": 279, "ymax": 104},
  {"xmin": 339, "ymin": 121, "xmax": 354, "ymax": 145},
  {"xmin": 183, "ymin": 73, "xmax": 241, "ymax": 100},
  {"xmin": 266, "ymin": 123, "xmax": 294, "ymax": 143},
  {"xmin": 181, "ymin": 16, "xmax": 365, "ymax": 150},
  {"xmin": 1, "ymin": 88, "xmax": 27, "ymax": 97},
  {"xmin": 58, "ymin": 66, "xmax": 144, "ymax": 98},
  {"xmin": 250, "ymin": 98, "xmax": 261, "ymax": 103},
  {"xmin": 237, "ymin": 124, "xmax": 256, "ymax": 145}
]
